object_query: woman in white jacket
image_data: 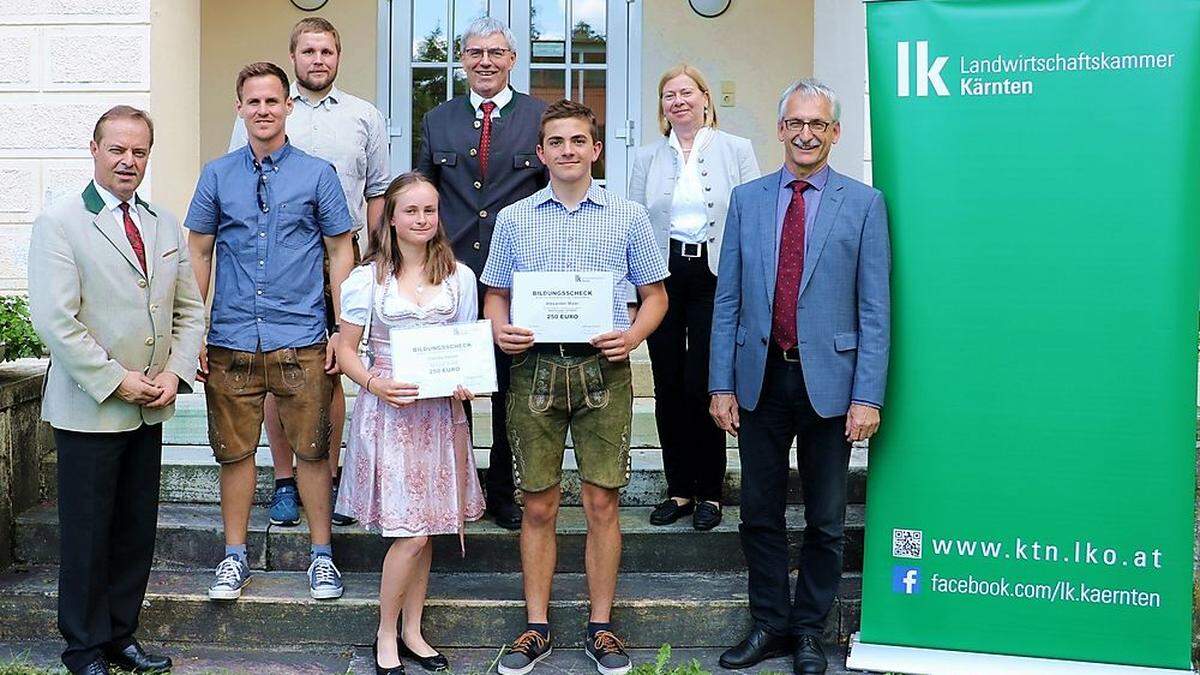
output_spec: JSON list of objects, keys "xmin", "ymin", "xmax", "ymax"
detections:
[{"xmin": 629, "ymin": 63, "xmax": 760, "ymax": 531}]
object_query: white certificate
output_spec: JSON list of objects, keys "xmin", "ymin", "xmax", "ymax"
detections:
[
  {"xmin": 511, "ymin": 271, "xmax": 614, "ymax": 343},
  {"xmin": 388, "ymin": 320, "xmax": 497, "ymax": 399}
]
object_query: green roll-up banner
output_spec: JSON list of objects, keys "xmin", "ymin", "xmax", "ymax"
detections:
[{"xmin": 853, "ymin": 0, "xmax": 1199, "ymax": 671}]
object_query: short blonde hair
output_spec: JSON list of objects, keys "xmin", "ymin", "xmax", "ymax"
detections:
[
  {"xmin": 657, "ymin": 63, "xmax": 718, "ymax": 136},
  {"xmin": 290, "ymin": 17, "xmax": 341, "ymax": 54}
]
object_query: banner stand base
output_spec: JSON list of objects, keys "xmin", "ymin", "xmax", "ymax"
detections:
[{"xmin": 846, "ymin": 633, "xmax": 1196, "ymax": 675}]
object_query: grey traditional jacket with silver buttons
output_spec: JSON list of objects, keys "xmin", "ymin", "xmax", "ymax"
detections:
[
  {"xmin": 628, "ymin": 128, "xmax": 760, "ymax": 276},
  {"xmin": 416, "ymin": 89, "xmax": 549, "ymax": 275}
]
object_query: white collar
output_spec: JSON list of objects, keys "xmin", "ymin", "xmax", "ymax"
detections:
[
  {"xmin": 93, "ymin": 182, "xmax": 138, "ymax": 213},
  {"xmin": 668, "ymin": 126, "xmax": 715, "ymax": 163},
  {"xmin": 291, "ymin": 81, "xmax": 342, "ymax": 107},
  {"xmin": 470, "ymin": 86, "xmax": 514, "ymax": 114}
]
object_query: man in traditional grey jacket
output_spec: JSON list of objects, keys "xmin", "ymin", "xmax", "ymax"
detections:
[
  {"xmin": 28, "ymin": 105, "xmax": 205, "ymax": 675},
  {"xmin": 416, "ymin": 16, "xmax": 548, "ymax": 530}
]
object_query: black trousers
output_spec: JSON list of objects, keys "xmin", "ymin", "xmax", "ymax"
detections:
[
  {"xmin": 738, "ymin": 357, "xmax": 851, "ymax": 636},
  {"xmin": 474, "ymin": 282, "xmax": 515, "ymax": 503},
  {"xmin": 54, "ymin": 423, "xmax": 163, "ymax": 672},
  {"xmin": 646, "ymin": 244, "xmax": 727, "ymax": 502}
]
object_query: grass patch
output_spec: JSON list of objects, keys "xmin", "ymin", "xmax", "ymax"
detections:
[{"xmin": 629, "ymin": 645, "xmax": 709, "ymax": 675}]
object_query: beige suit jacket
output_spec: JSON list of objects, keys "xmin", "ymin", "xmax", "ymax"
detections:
[{"xmin": 28, "ymin": 181, "xmax": 205, "ymax": 432}]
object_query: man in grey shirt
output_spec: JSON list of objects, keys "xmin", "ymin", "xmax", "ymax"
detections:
[{"xmin": 229, "ymin": 17, "xmax": 390, "ymax": 528}]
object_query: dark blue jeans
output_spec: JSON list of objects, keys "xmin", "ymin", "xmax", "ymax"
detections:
[{"xmin": 737, "ymin": 355, "xmax": 852, "ymax": 636}]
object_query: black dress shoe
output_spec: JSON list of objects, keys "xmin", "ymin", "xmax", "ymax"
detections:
[
  {"xmin": 373, "ymin": 640, "xmax": 406, "ymax": 675},
  {"xmin": 692, "ymin": 501, "xmax": 722, "ymax": 530},
  {"xmin": 104, "ymin": 643, "xmax": 170, "ymax": 673},
  {"xmin": 487, "ymin": 497, "xmax": 523, "ymax": 531},
  {"xmin": 793, "ymin": 634, "xmax": 828, "ymax": 674},
  {"xmin": 399, "ymin": 639, "xmax": 450, "ymax": 672},
  {"xmin": 649, "ymin": 498, "xmax": 694, "ymax": 525},
  {"xmin": 719, "ymin": 627, "xmax": 791, "ymax": 669},
  {"xmin": 73, "ymin": 658, "xmax": 110, "ymax": 675}
]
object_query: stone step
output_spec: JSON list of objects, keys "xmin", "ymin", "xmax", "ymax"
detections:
[
  {"xmin": 161, "ymin": 394, "xmax": 733, "ymax": 449},
  {"xmin": 0, "ymin": 641, "xmax": 867, "ymax": 675},
  {"xmin": 40, "ymin": 445, "xmax": 870, "ymax": 507},
  {"xmin": 14, "ymin": 502, "xmax": 865, "ymax": 574},
  {"xmin": 0, "ymin": 566, "xmax": 862, "ymax": 648}
]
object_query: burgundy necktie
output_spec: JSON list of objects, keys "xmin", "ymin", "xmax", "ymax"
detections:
[
  {"xmin": 771, "ymin": 180, "xmax": 810, "ymax": 351},
  {"xmin": 118, "ymin": 202, "xmax": 147, "ymax": 275},
  {"xmin": 479, "ymin": 100, "xmax": 497, "ymax": 179}
]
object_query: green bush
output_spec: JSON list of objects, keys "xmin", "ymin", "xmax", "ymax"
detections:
[{"xmin": 0, "ymin": 295, "xmax": 45, "ymax": 361}]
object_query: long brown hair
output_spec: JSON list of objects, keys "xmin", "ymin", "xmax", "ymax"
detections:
[{"xmin": 364, "ymin": 172, "xmax": 457, "ymax": 285}]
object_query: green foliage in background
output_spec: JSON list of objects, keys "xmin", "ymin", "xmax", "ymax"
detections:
[{"xmin": 0, "ymin": 296, "xmax": 44, "ymax": 361}]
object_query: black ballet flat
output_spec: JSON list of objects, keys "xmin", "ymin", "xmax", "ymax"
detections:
[
  {"xmin": 373, "ymin": 640, "xmax": 406, "ymax": 675},
  {"xmin": 399, "ymin": 639, "xmax": 450, "ymax": 672}
]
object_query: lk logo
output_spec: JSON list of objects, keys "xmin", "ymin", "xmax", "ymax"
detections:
[
  {"xmin": 897, "ymin": 41, "xmax": 950, "ymax": 97},
  {"xmin": 892, "ymin": 566, "xmax": 921, "ymax": 595}
]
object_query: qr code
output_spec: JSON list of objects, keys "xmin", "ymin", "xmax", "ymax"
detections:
[{"xmin": 892, "ymin": 528, "xmax": 923, "ymax": 559}]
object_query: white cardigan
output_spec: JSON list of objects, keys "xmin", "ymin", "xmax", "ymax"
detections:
[{"xmin": 628, "ymin": 128, "xmax": 760, "ymax": 276}]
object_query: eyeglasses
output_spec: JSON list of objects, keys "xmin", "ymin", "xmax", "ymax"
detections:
[
  {"xmin": 781, "ymin": 118, "xmax": 833, "ymax": 133},
  {"xmin": 463, "ymin": 47, "xmax": 512, "ymax": 61}
]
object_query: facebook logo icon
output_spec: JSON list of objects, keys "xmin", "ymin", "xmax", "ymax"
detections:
[{"xmin": 892, "ymin": 566, "xmax": 921, "ymax": 595}]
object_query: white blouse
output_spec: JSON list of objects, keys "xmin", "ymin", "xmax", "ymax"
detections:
[
  {"xmin": 340, "ymin": 262, "xmax": 479, "ymax": 328},
  {"xmin": 667, "ymin": 126, "xmax": 714, "ymax": 245}
]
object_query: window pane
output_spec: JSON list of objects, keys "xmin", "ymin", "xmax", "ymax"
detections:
[
  {"xmin": 573, "ymin": 69, "xmax": 607, "ymax": 179},
  {"xmin": 531, "ymin": 0, "xmax": 567, "ymax": 64},
  {"xmin": 452, "ymin": 0, "xmax": 488, "ymax": 57},
  {"xmin": 412, "ymin": 67, "xmax": 449, "ymax": 168},
  {"xmin": 413, "ymin": 1, "xmax": 449, "ymax": 63},
  {"xmin": 572, "ymin": 0, "xmax": 606, "ymax": 64},
  {"xmin": 452, "ymin": 67, "xmax": 469, "ymax": 97},
  {"xmin": 530, "ymin": 68, "xmax": 567, "ymax": 105}
]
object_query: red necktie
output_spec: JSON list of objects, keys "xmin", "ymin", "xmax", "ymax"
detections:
[
  {"xmin": 118, "ymin": 202, "xmax": 147, "ymax": 275},
  {"xmin": 771, "ymin": 180, "xmax": 809, "ymax": 351},
  {"xmin": 479, "ymin": 100, "xmax": 497, "ymax": 179}
]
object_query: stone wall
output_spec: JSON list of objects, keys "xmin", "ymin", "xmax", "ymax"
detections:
[
  {"xmin": 0, "ymin": 0, "xmax": 152, "ymax": 292},
  {"xmin": 0, "ymin": 360, "xmax": 50, "ymax": 570}
]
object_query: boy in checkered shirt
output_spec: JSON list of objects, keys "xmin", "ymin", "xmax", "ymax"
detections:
[{"xmin": 481, "ymin": 99, "xmax": 669, "ymax": 675}]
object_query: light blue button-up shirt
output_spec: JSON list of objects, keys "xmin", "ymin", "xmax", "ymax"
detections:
[{"xmin": 184, "ymin": 142, "xmax": 353, "ymax": 352}]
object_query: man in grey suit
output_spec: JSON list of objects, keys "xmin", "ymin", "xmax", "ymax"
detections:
[
  {"xmin": 709, "ymin": 79, "xmax": 890, "ymax": 675},
  {"xmin": 29, "ymin": 105, "xmax": 205, "ymax": 675},
  {"xmin": 416, "ymin": 16, "xmax": 548, "ymax": 529}
]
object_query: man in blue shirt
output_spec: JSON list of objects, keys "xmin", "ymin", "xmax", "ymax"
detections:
[{"xmin": 185, "ymin": 62, "xmax": 355, "ymax": 602}]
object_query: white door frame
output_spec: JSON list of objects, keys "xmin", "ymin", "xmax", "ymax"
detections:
[{"xmin": 377, "ymin": 0, "xmax": 641, "ymax": 196}]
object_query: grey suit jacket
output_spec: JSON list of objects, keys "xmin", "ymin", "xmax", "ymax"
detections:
[
  {"xmin": 416, "ymin": 90, "xmax": 548, "ymax": 275},
  {"xmin": 628, "ymin": 129, "xmax": 760, "ymax": 276},
  {"xmin": 28, "ymin": 181, "xmax": 206, "ymax": 432},
  {"xmin": 708, "ymin": 168, "xmax": 891, "ymax": 415}
]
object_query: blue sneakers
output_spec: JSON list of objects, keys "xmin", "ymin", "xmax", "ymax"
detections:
[
  {"xmin": 208, "ymin": 554, "xmax": 252, "ymax": 600},
  {"xmin": 270, "ymin": 484, "xmax": 300, "ymax": 526},
  {"xmin": 307, "ymin": 553, "xmax": 344, "ymax": 599}
]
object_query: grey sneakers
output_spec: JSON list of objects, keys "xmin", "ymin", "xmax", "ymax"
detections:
[
  {"xmin": 307, "ymin": 553, "xmax": 344, "ymax": 600},
  {"xmin": 207, "ymin": 554, "xmax": 251, "ymax": 600}
]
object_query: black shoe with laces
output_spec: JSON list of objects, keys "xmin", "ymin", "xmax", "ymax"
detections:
[
  {"xmin": 584, "ymin": 630, "xmax": 631, "ymax": 675},
  {"xmin": 497, "ymin": 629, "xmax": 552, "ymax": 675},
  {"xmin": 792, "ymin": 633, "xmax": 828, "ymax": 674}
]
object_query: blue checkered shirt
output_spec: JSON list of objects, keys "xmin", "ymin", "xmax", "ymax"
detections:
[{"xmin": 480, "ymin": 182, "xmax": 669, "ymax": 331}]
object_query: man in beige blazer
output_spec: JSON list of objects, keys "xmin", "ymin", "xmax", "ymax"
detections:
[{"xmin": 28, "ymin": 105, "xmax": 205, "ymax": 675}]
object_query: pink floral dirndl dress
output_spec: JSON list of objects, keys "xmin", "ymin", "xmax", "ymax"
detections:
[{"xmin": 334, "ymin": 263, "xmax": 486, "ymax": 541}]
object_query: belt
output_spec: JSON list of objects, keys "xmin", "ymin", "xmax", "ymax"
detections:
[
  {"xmin": 669, "ymin": 239, "xmax": 706, "ymax": 259},
  {"xmin": 530, "ymin": 342, "xmax": 600, "ymax": 358},
  {"xmin": 767, "ymin": 342, "xmax": 801, "ymax": 363}
]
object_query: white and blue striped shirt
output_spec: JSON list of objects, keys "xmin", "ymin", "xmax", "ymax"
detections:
[{"xmin": 481, "ymin": 181, "xmax": 669, "ymax": 331}]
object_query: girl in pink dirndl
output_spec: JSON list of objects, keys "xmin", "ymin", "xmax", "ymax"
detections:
[{"xmin": 334, "ymin": 172, "xmax": 485, "ymax": 674}]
